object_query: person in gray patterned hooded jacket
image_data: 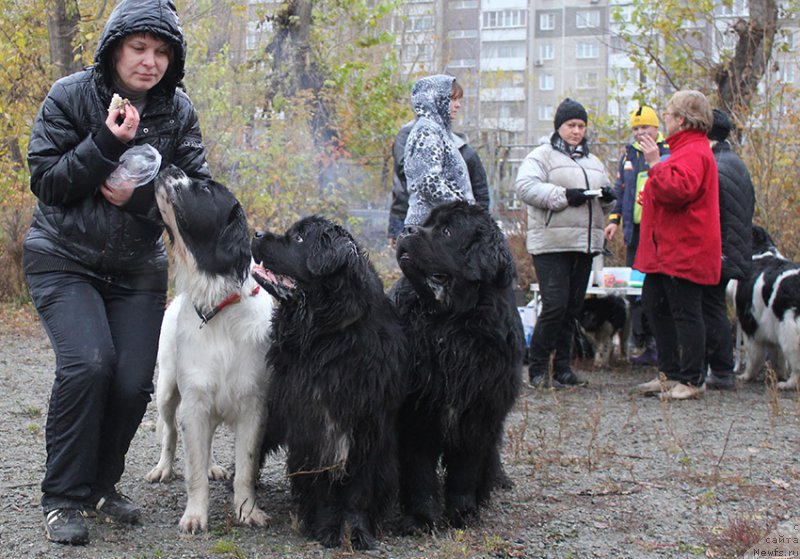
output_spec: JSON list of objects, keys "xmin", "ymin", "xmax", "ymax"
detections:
[{"xmin": 402, "ymin": 75, "xmax": 474, "ymax": 230}]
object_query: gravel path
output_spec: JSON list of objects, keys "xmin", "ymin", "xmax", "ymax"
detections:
[{"xmin": 1, "ymin": 309, "xmax": 798, "ymax": 559}]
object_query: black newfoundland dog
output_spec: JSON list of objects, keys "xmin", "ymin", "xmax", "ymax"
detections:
[
  {"xmin": 392, "ymin": 201, "xmax": 523, "ymax": 530},
  {"xmin": 251, "ymin": 216, "xmax": 407, "ymax": 550}
]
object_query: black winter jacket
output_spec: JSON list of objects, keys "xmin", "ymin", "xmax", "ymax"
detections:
[
  {"xmin": 387, "ymin": 121, "xmax": 490, "ymax": 239},
  {"xmin": 712, "ymin": 141, "xmax": 755, "ymax": 281},
  {"xmin": 24, "ymin": 0, "xmax": 210, "ymax": 288}
]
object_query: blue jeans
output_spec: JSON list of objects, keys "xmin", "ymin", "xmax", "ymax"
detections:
[
  {"xmin": 641, "ymin": 273, "xmax": 705, "ymax": 386},
  {"xmin": 26, "ymin": 271, "xmax": 165, "ymax": 511},
  {"xmin": 528, "ymin": 252, "xmax": 593, "ymax": 378}
]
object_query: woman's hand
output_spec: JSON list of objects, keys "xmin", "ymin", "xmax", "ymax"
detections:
[
  {"xmin": 638, "ymin": 134, "xmax": 660, "ymax": 167},
  {"xmin": 105, "ymin": 104, "xmax": 140, "ymax": 143},
  {"xmin": 100, "ymin": 181, "xmax": 135, "ymax": 206}
]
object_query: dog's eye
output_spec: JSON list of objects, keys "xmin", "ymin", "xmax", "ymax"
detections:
[
  {"xmin": 442, "ymin": 227, "xmax": 451, "ymax": 238},
  {"xmin": 293, "ymin": 234, "xmax": 304, "ymax": 243}
]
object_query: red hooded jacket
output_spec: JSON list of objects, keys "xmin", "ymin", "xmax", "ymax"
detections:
[{"xmin": 633, "ymin": 128, "xmax": 721, "ymax": 285}]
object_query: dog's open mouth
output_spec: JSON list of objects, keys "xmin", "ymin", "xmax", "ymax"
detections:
[
  {"xmin": 252, "ymin": 263, "xmax": 297, "ymax": 300},
  {"xmin": 426, "ymin": 273, "xmax": 450, "ymax": 302}
]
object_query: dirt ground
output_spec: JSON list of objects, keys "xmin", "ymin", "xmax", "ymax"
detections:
[{"xmin": 1, "ymin": 306, "xmax": 799, "ymax": 559}]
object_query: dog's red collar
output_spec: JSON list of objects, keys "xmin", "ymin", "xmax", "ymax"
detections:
[{"xmin": 195, "ymin": 286, "xmax": 261, "ymax": 328}]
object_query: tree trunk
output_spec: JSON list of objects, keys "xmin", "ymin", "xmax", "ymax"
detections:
[
  {"xmin": 46, "ymin": 0, "xmax": 82, "ymax": 78},
  {"xmin": 714, "ymin": 0, "xmax": 778, "ymax": 114}
]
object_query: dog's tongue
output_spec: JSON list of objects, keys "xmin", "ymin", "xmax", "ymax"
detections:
[{"xmin": 251, "ymin": 264, "xmax": 297, "ymax": 289}]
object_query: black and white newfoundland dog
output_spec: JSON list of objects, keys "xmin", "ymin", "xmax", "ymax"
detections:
[
  {"xmin": 251, "ymin": 216, "xmax": 407, "ymax": 550},
  {"xmin": 392, "ymin": 201, "xmax": 523, "ymax": 531},
  {"xmin": 147, "ymin": 166, "xmax": 274, "ymax": 533},
  {"xmin": 731, "ymin": 225, "xmax": 800, "ymax": 390}
]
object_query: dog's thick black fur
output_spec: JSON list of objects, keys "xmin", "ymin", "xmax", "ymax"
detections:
[
  {"xmin": 578, "ymin": 295, "xmax": 630, "ymax": 367},
  {"xmin": 732, "ymin": 225, "xmax": 800, "ymax": 389},
  {"xmin": 251, "ymin": 216, "xmax": 407, "ymax": 550},
  {"xmin": 392, "ymin": 201, "xmax": 523, "ymax": 531}
]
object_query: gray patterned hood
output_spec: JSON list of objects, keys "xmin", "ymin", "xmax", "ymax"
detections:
[{"xmin": 411, "ymin": 74, "xmax": 454, "ymax": 132}]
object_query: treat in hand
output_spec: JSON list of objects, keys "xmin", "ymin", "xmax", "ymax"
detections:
[{"xmin": 108, "ymin": 93, "xmax": 130, "ymax": 113}]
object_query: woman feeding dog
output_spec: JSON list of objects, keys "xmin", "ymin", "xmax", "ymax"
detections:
[{"xmin": 23, "ymin": 0, "xmax": 210, "ymax": 545}]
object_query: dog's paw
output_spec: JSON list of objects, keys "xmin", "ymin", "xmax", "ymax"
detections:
[
  {"xmin": 347, "ymin": 526, "xmax": 376, "ymax": 551},
  {"xmin": 208, "ymin": 463, "xmax": 229, "ymax": 480},
  {"xmin": 777, "ymin": 378, "xmax": 799, "ymax": 390},
  {"xmin": 238, "ymin": 504, "xmax": 270, "ymax": 527},
  {"xmin": 145, "ymin": 464, "xmax": 174, "ymax": 483},
  {"xmin": 179, "ymin": 511, "xmax": 208, "ymax": 534},
  {"xmin": 397, "ymin": 512, "xmax": 435, "ymax": 535}
]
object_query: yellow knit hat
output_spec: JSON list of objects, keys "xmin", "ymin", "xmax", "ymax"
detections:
[{"xmin": 629, "ymin": 106, "xmax": 659, "ymax": 128}]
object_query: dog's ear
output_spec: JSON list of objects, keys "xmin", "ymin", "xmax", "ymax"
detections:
[
  {"xmin": 464, "ymin": 219, "xmax": 517, "ymax": 289},
  {"xmin": 213, "ymin": 202, "xmax": 250, "ymax": 278},
  {"xmin": 307, "ymin": 224, "xmax": 359, "ymax": 276}
]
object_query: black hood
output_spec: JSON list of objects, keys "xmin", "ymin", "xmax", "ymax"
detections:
[{"xmin": 93, "ymin": 0, "xmax": 186, "ymax": 99}]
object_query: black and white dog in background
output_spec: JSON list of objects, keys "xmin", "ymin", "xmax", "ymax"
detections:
[
  {"xmin": 577, "ymin": 295, "xmax": 631, "ymax": 367},
  {"xmin": 146, "ymin": 166, "xmax": 274, "ymax": 533},
  {"xmin": 730, "ymin": 225, "xmax": 800, "ymax": 390}
]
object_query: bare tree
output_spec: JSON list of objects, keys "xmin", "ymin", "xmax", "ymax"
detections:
[
  {"xmin": 46, "ymin": 0, "xmax": 82, "ymax": 78},
  {"xmin": 714, "ymin": 0, "xmax": 779, "ymax": 114}
]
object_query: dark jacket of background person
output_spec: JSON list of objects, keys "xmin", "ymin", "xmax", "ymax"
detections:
[
  {"xmin": 712, "ymin": 140, "xmax": 755, "ymax": 281},
  {"xmin": 403, "ymin": 74, "xmax": 473, "ymax": 228},
  {"xmin": 610, "ymin": 136, "xmax": 670, "ymax": 247},
  {"xmin": 24, "ymin": 0, "xmax": 211, "ymax": 288},
  {"xmin": 387, "ymin": 121, "xmax": 490, "ymax": 240},
  {"xmin": 634, "ymin": 128, "xmax": 721, "ymax": 286}
]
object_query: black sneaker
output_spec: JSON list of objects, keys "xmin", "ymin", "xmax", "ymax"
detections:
[
  {"xmin": 555, "ymin": 370, "xmax": 588, "ymax": 387},
  {"xmin": 530, "ymin": 374, "xmax": 566, "ymax": 390},
  {"xmin": 87, "ymin": 490, "xmax": 141, "ymax": 524},
  {"xmin": 705, "ymin": 371, "xmax": 736, "ymax": 391},
  {"xmin": 44, "ymin": 508, "xmax": 89, "ymax": 545}
]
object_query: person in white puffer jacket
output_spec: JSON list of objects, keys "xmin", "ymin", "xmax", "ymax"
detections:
[{"xmin": 516, "ymin": 98, "xmax": 615, "ymax": 389}]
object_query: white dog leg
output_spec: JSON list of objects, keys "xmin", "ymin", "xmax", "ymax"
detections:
[
  {"xmin": 179, "ymin": 414, "xmax": 214, "ymax": 533},
  {"xmin": 776, "ymin": 316, "xmax": 800, "ymax": 390},
  {"xmin": 231, "ymin": 410, "xmax": 269, "ymax": 527},
  {"xmin": 147, "ymin": 341, "xmax": 180, "ymax": 483},
  {"xmin": 737, "ymin": 336, "xmax": 765, "ymax": 382}
]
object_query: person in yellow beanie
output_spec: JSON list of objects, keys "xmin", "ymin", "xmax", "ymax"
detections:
[{"xmin": 603, "ymin": 105, "xmax": 669, "ymax": 365}]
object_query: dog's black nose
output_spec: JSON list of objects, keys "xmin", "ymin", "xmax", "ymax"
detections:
[{"xmin": 401, "ymin": 225, "xmax": 419, "ymax": 237}]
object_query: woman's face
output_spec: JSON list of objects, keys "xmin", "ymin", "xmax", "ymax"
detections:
[
  {"xmin": 663, "ymin": 106, "xmax": 683, "ymax": 136},
  {"xmin": 450, "ymin": 94, "xmax": 462, "ymax": 121},
  {"xmin": 558, "ymin": 119, "xmax": 587, "ymax": 147},
  {"xmin": 114, "ymin": 33, "xmax": 171, "ymax": 93}
]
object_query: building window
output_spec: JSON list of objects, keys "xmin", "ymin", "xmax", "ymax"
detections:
[
  {"xmin": 539, "ymin": 43, "xmax": 554, "ymax": 60},
  {"xmin": 576, "ymin": 10, "xmax": 600, "ymax": 28},
  {"xmin": 401, "ymin": 42, "xmax": 434, "ymax": 62},
  {"xmin": 538, "ymin": 104, "xmax": 554, "ymax": 121},
  {"xmin": 406, "ymin": 15, "xmax": 434, "ymax": 32},
  {"xmin": 488, "ymin": 42, "xmax": 526, "ymax": 58},
  {"xmin": 539, "ymin": 13, "xmax": 555, "ymax": 31},
  {"xmin": 448, "ymin": 29, "xmax": 479, "ymax": 39},
  {"xmin": 483, "ymin": 9, "xmax": 527, "ymax": 29},
  {"xmin": 451, "ymin": 0, "xmax": 478, "ymax": 7},
  {"xmin": 539, "ymin": 74, "xmax": 554, "ymax": 91},
  {"xmin": 576, "ymin": 71, "xmax": 599, "ymax": 89},
  {"xmin": 576, "ymin": 41, "xmax": 599, "ymax": 59},
  {"xmin": 717, "ymin": 0, "xmax": 748, "ymax": 16}
]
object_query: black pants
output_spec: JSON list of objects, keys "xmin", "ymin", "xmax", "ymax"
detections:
[
  {"xmin": 626, "ymin": 227, "xmax": 654, "ymax": 348},
  {"xmin": 26, "ymin": 271, "xmax": 165, "ymax": 511},
  {"xmin": 529, "ymin": 252, "xmax": 593, "ymax": 377},
  {"xmin": 641, "ymin": 273, "xmax": 705, "ymax": 386},
  {"xmin": 702, "ymin": 281, "xmax": 734, "ymax": 377}
]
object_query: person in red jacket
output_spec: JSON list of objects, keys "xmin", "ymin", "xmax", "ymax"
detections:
[{"xmin": 631, "ymin": 90, "xmax": 721, "ymax": 401}]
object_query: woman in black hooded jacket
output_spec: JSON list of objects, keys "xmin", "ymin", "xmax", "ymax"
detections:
[{"xmin": 24, "ymin": 0, "xmax": 210, "ymax": 545}]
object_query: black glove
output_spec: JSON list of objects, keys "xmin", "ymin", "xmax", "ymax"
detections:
[
  {"xmin": 600, "ymin": 186, "xmax": 616, "ymax": 202},
  {"xmin": 565, "ymin": 188, "xmax": 589, "ymax": 207}
]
